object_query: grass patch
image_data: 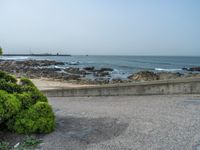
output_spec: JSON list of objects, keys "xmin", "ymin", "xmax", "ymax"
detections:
[
  {"xmin": 0, "ymin": 141, "xmax": 9, "ymax": 150},
  {"xmin": 13, "ymin": 136, "xmax": 42, "ymax": 150},
  {"xmin": 0, "ymin": 136, "xmax": 42, "ymax": 150}
]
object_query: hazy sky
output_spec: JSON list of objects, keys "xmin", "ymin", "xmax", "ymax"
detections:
[{"xmin": 0, "ymin": 0, "xmax": 199, "ymax": 55}]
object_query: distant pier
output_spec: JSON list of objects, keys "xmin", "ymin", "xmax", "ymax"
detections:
[{"xmin": 3, "ymin": 54, "xmax": 71, "ymax": 56}]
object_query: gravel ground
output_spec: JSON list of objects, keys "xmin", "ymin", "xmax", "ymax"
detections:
[{"xmin": 39, "ymin": 95, "xmax": 200, "ymax": 150}]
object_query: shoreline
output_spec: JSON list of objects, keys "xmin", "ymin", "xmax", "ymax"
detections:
[
  {"xmin": 31, "ymin": 78, "xmax": 98, "ymax": 90},
  {"xmin": 1, "ymin": 59, "xmax": 200, "ymax": 85},
  {"xmin": 32, "ymin": 76, "xmax": 200, "ymax": 90}
]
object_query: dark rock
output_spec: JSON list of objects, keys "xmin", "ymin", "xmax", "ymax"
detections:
[
  {"xmin": 92, "ymin": 67, "xmax": 113, "ymax": 77},
  {"xmin": 94, "ymin": 72, "xmax": 110, "ymax": 77},
  {"xmin": 185, "ymin": 67, "xmax": 200, "ymax": 72},
  {"xmin": 94, "ymin": 78, "xmax": 110, "ymax": 84},
  {"xmin": 83, "ymin": 67, "xmax": 95, "ymax": 71},
  {"xmin": 62, "ymin": 74, "xmax": 81, "ymax": 80},
  {"xmin": 64, "ymin": 67, "xmax": 87, "ymax": 75},
  {"xmin": 182, "ymin": 67, "xmax": 189, "ymax": 71},
  {"xmin": 52, "ymin": 68, "xmax": 62, "ymax": 72},
  {"xmin": 65, "ymin": 67, "xmax": 79, "ymax": 73},
  {"xmin": 99, "ymin": 68, "xmax": 113, "ymax": 72},
  {"xmin": 111, "ymin": 78, "xmax": 123, "ymax": 83}
]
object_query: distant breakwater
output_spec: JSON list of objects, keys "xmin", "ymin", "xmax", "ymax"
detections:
[{"xmin": 3, "ymin": 54, "xmax": 71, "ymax": 56}]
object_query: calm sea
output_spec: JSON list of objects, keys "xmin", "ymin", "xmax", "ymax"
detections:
[{"xmin": 1, "ymin": 55, "xmax": 200, "ymax": 79}]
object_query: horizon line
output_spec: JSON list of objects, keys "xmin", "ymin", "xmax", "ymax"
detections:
[{"xmin": 2, "ymin": 53, "xmax": 200, "ymax": 57}]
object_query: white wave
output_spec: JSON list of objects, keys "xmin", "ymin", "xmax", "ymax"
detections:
[
  {"xmin": 0, "ymin": 56, "xmax": 29, "ymax": 60},
  {"xmin": 155, "ymin": 68, "xmax": 182, "ymax": 72},
  {"xmin": 68, "ymin": 61, "xmax": 80, "ymax": 65},
  {"xmin": 54, "ymin": 65, "xmax": 66, "ymax": 69},
  {"xmin": 112, "ymin": 69, "xmax": 120, "ymax": 73}
]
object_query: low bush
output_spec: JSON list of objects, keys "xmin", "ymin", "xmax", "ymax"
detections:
[
  {"xmin": 0, "ymin": 71, "xmax": 17, "ymax": 83},
  {"xmin": 20, "ymin": 77, "xmax": 35, "ymax": 87},
  {"xmin": 0, "ymin": 80, "xmax": 22, "ymax": 93},
  {"xmin": 0, "ymin": 90, "xmax": 21, "ymax": 120},
  {"xmin": 7, "ymin": 102, "xmax": 55, "ymax": 134},
  {"xmin": 21, "ymin": 85, "xmax": 48, "ymax": 102},
  {"xmin": 14, "ymin": 93, "xmax": 34, "ymax": 109}
]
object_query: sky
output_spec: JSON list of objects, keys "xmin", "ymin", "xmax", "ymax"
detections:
[{"xmin": 0, "ymin": 0, "xmax": 199, "ymax": 56}]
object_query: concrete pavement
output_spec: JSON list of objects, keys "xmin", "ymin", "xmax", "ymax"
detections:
[{"xmin": 39, "ymin": 95, "xmax": 200, "ymax": 150}]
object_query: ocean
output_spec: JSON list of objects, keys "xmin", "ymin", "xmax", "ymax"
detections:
[{"xmin": 1, "ymin": 55, "xmax": 200, "ymax": 79}]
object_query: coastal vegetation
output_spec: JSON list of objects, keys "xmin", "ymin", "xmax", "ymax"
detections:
[{"xmin": 0, "ymin": 71, "xmax": 55, "ymax": 134}]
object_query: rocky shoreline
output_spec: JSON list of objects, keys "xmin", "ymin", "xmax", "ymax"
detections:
[{"xmin": 0, "ymin": 59, "xmax": 200, "ymax": 84}]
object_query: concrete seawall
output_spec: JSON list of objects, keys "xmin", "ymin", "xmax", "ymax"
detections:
[{"xmin": 42, "ymin": 78, "xmax": 200, "ymax": 97}]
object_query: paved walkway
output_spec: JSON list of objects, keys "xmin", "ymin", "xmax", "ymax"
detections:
[{"xmin": 40, "ymin": 95, "xmax": 200, "ymax": 150}]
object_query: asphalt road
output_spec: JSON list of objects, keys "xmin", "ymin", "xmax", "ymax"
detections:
[{"xmin": 39, "ymin": 95, "xmax": 200, "ymax": 150}]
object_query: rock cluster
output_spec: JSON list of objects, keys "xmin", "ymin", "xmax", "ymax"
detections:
[
  {"xmin": 128, "ymin": 71, "xmax": 184, "ymax": 81},
  {"xmin": 64, "ymin": 67, "xmax": 113, "ymax": 77},
  {"xmin": 128, "ymin": 71, "xmax": 159, "ymax": 81},
  {"xmin": 0, "ymin": 59, "xmax": 64, "ymax": 67},
  {"xmin": 0, "ymin": 60, "xmax": 81, "ymax": 80},
  {"xmin": 0, "ymin": 60, "xmax": 114, "ymax": 84},
  {"xmin": 1, "ymin": 59, "xmax": 200, "ymax": 84},
  {"xmin": 182, "ymin": 67, "xmax": 200, "ymax": 72}
]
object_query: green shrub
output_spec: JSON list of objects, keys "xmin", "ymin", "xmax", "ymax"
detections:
[
  {"xmin": 7, "ymin": 102, "xmax": 55, "ymax": 134},
  {"xmin": 0, "ymin": 90, "xmax": 21, "ymax": 120},
  {"xmin": 20, "ymin": 78, "xmax": 35, "ymax": 87},
  {"xmin": 0, "ymin": 80, "xmax": 22, "ymax": 93},
  {"xmin": 0, "ymin": 71, "xmax": 17, "ymax": 83},
  {"xmin": 15, "ymin": 87, "xmax": 47, "ymax": 110},
  {"xmin": 15, "ymin": 93, "xmax": 34, "ymax": 109},
  {"xmin": 0, "ymin": 71, "xmax": 55, "ymax": 134},
  {"xmin": 21, "ymin": 86, "xmax": 47, "ymax": 102}
]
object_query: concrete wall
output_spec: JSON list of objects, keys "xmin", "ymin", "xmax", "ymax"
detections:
[{"xmin": 42, "ymin": 78, "xmax": 200, "ymax": 97}]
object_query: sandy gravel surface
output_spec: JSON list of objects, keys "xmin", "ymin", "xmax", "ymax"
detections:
[
  {"xmin": 39, "ymin": 95, "xmax": 200, "ymax": 150},
  {"xmin": 31, "ymin": 78, "xmax": 96, "ymax": 90}
]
